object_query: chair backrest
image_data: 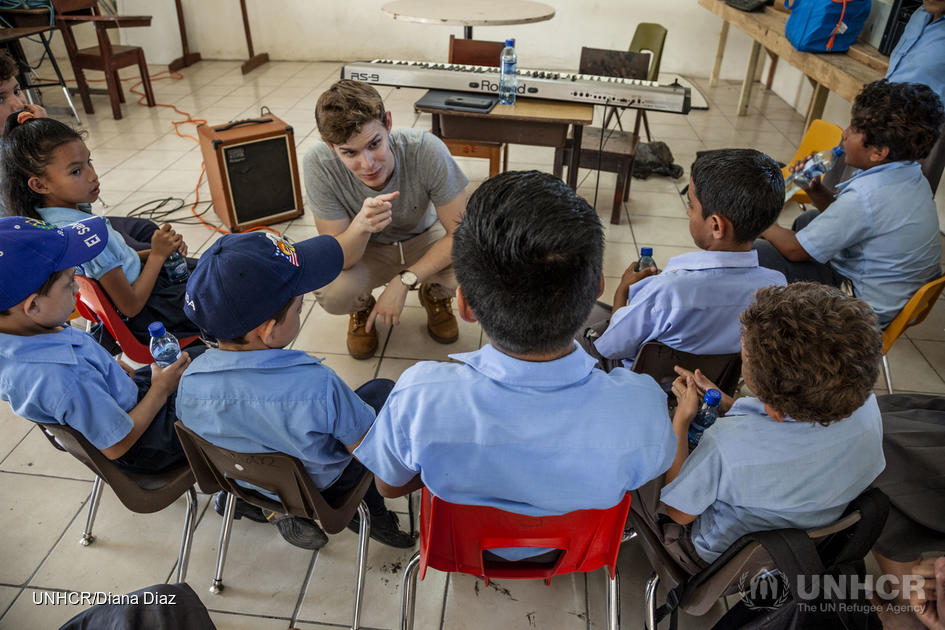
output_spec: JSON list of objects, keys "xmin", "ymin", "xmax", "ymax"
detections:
[
  {"xmin": 75, "ymin": 275, "xmax": 197, "ymax": 364},
  {"xmin": 629, "ymin": 22, "xmax": 667, "ymax": 82},
  {"xmin": 35, "ymin": 422, "xmax": 194, "ymax": 514},
  {"xmin": 448, "ymin": 34, "xmax": 504, "ymax": 67},
  {"xmin": 783, "ymin": 119, "xmax": 844, "ymax": 203},
  {"xmin": 173, "ymin": 422, "xmax": 370, "ymax": 533},
  {"xmin": 577, "ymin": 47, "xmax": 650, "ymax": 80},
  {"xmin": 416, "ymin": 488, "xmax": 631, "ymax": 582},
  {"xmin": 53, "ymin": 0, "xmax": 98, "ymax": 13},
  {"xmin": 882, "ymin": 275, "xmax": 945, "ymax": 354},
  {"xmin": 631, "ymin": 341, "xmax": 742, "ymax": 397}
]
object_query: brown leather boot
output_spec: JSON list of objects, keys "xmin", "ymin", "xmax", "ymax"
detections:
[
  {"xmin": 418, "ymin": 284, "xmax": 458, "ymax": 344},
  {"xmin": 346, "ymin": 297, "xmax": 378, "ymax": 359}
]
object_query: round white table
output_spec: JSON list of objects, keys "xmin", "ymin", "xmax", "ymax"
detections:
[{"xmin": 381, "ymin": 0, "xmax": 555, "ymax": 39}]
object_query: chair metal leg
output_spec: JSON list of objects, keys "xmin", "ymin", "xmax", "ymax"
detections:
[
  {"xmin": 80, "ymin": 476, "xmax": 104, "ymax": 546},
  {"xmin": 210, "ymin": 492, "xmax": 237, "ymax": 594},
  {"xmin": 399, "ymin": 551, "xmax": 422, "ymax": 630},
  {"xmin": 288, "ymin": 547, "xmax": 320, "ymax": 629},
  {"xmin": 176, "ymin": 487, "xmax": 198, "ymax": 583},
  {"xmin": 882, "ymin": 355, "xmax": 893, "ymax": 395},
  {"xmin": 352, "ymin": 502, "xmax": 371, "ymax": 630},
  {"xmin": 645, "ymin": 571, "xmax": 660, "ymax": 630},
  {"xmin": 607, "ymin": 567, "xmax": 621, "ymax": 630},
  {"xmin": 407, "ymin": 491, "xmax": 415, "ymax": 537}
]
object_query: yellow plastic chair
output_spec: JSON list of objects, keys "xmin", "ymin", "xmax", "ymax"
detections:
[
  {"xmin": 783, "ymin": 119, "xmax": 843, "ymax": 204},
  {"xmin": 880, "ymin": 275, "xmax": 945, "ymax": 394}
]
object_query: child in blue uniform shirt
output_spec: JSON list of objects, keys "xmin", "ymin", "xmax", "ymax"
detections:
[
  {"xmin": 756, "ymin": 80, "xmax": 943, "ymax": 327},
  {"xmin": 176, "ymin": 231, "xmax": 413, "ymax": 551},
  {"xmin": 591, "ymin": 149, "xmax": 786, "ymax": 368},
  {"xmin": 354, "ymin": 171, "xmax": 677, "ymax": 560},
  {"xmin": 631, "ymin": 283, "xmax": 886, "ymax": 574},
  {"xmin": 0, "ymin": 216, "xmax": 191, "ymax": 473}
]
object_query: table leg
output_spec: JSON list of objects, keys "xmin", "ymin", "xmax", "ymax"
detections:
[
  {"xmin": 764, "ymin": 51, "xmax": 778, "ymax": 89},
  {"xmin": 737, "ymin": 40, "xmax": 762, "ymax": 116},
  {"xmin": 464, "ymin": 26, "xmax": 473, "ymax": 39},
  {"xmin": 568, "ymin": 124, "xmax": 583, "ymax": 190},
  {"xmin": 805, "ymin": 82, "xmax": 829, "ymax": 130},
  {"xmin": 710, "ymin": 21, "xmax": 729, "ymax": 88}
]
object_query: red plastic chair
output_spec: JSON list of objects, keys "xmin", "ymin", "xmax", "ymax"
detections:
[
  {"xmin": 74, "ymin": 275, "xmax": 198, "ymax": 364},
  {"xmin": 399, "ymin": 488, "xmax": 630, "ymax": 630}
]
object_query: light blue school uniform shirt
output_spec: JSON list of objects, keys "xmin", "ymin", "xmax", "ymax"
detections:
[
  {"xmin": 0, "ymin": 326, "xmax": 136, "ymax": 450},
  {"xmin": 594, "ymin": 251, "xmax": 786, "ymax": 365},
  {"xmin": 355, "ymin": 342, "xmax": 676, "ymax": 518},
  {"xmin": 795, "ymin": 161, "xmax": 941, "ymax": 326},
  {"xmin": 886, "ymin": 7, "xmax": 945, "ymax": 103},
  {"xmin": 661, "ymin": 395, "xmax": 885, "ymax": 563},
  {"xmin": 176, "ymin": 348, "xmax": 376, "ymax": 493},
  {"xmin": 38, "ymin": 206, "xmax": 141, "ymax": 283}
]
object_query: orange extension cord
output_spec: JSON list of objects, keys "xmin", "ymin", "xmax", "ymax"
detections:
[{"xmin": 47, "ymin": 68, "xmax": 281, "ymax": 237}]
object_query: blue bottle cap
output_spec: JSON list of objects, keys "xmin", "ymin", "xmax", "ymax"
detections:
[
  {"xmin": 505, "ymin": 39, "xmax": 515, "ymax": 47},
  {"xmin": 832, "ymin": 145, "xmax": 845, "ymax": 157},
  {"xmin": 704, "ymin": 388, "xmax": 722, "ymax": 406},
  {"xmin": 640, "ymin": 247, "xmax": 653, "ymax": 256},
  {"xmin": 147, "ymin": 321, "xmax": 166, "ymax": 338}
]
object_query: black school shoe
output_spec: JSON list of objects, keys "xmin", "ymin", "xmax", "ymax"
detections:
[
  {"xmin": 264, "ymin": 511, "xmax": 329, "ymax": 550},
  {"xmin": 213, "ymin": 491, "xmax": 268, "ymax": 523},
  {"xmin": 347, "ymin": 509, "xmax": 416, "ymax": 548}
]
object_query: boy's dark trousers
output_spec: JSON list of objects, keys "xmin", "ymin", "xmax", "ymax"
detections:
[
  {"xmin": 320, "ymin": 378, "xmax": 396, "ymax": 518},
  {"xmin": 752, "ymin": 210, "xmax": 848, "ymax": 287},
  {"xmin": 629, "ymin": 477, "xmax": 709, "ymax": 579},
  {"xmin": 113, "ymin": 345, "xmax": 209, "ymax": 474}
]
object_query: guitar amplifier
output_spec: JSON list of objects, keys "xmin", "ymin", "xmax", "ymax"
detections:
[{"xmin": 197, "ymin": 114, "xmax": 303, "ymax": 231}]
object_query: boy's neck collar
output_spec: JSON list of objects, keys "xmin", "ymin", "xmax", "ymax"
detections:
[{"xmin": 492, "ymin": 342, "xmax": 576, "ymax": 363}]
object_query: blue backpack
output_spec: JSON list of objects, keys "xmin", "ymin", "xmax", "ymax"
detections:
[{"xmin": 784, "ymin": 0, "xmax": 872, "ymax": 52}]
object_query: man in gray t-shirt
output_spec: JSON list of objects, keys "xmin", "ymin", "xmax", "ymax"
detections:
[{"xmin": 304, "ymin": 80, "xmax": 468, "ymax": 359}]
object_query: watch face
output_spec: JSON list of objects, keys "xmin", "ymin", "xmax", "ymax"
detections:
[{"xmin": 401, "ymin": 271, "xmax": 419, "ymax": 288}]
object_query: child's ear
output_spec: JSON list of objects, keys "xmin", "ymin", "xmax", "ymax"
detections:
[
  {"xmin": 763, "ymin": 403, "xmax": 787, "ymax": 422},
  {"xmin": 456, "ymin": 286, "xmax": 477, "ymax": 323},
  {"xmin": 869, "ymin": 145, "xmax": 890, "ymax": 165},
  {"xmin": 384, "ymin": 111, "xmax": 393, "ymax": 132},
  {"xmin": 27, "ymin": 175, "xmax": 49, "ymax": 195},
  {"xmin": 255, "ymin": 318, "xmax": 278, "ymax": 345},
  {"xmin": 710, "ymin": 214, "xmax": 730, "ymax": 241}
]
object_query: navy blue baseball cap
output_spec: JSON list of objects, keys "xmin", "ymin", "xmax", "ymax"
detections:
[
  {"xmin": 184, "ymin": 232, "xmax": 343, "ymax": 339},
  {"xmin": 0, "ymin": 215, "xmax": 108, "ymax": 310}
]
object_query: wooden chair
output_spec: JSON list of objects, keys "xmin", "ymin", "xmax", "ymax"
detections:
[
  {"xmin": 53, "ymin": 0, "xmax": 155, "ymax": 120},
  {"xmin": 880, "ymin": 275, "xmax": 945, "ymax": 394},
  {"xmin": 437, "ymin": 34, "xmax": 507, "ymax": 178},
  {"xmin": 33, "ymin": 422, "xmax": 197, "ymax": 582},
  {"xmin": 174, "ymin": 422, "xmax": 374, "ymax": 630},
  {"xmin": 552, "ymin": 46, "xmax": 648, "ymax": 225}
]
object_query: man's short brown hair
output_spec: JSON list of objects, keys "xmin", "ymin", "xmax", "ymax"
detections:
[
  {"xmin": 740, "ymin": 283, "xmax": 881, "ymax": 426},
  {"xmin": 0, "ymin": 50, "xmax": 18, "ymax": 83},
  {"xmin": 315, "ymin": 80, "xmax": 386, "ymax": 145}
]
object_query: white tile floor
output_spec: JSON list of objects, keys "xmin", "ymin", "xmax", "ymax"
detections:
[{"xmin": 1, "ymin": 60, "xmax": 944, "ymax": 630}]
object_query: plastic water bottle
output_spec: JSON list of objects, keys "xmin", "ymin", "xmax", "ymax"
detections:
[
  {"xmin": 784, "ymin": 145, "xmax": 845, "ymax": 202},
  {"xmin": 635, "ymin": 247, "xmax": 656, "ymax": 272},
  {"xmin": 498, "ymin": 39, "xmax": 517, "ymax": 105},
  {"xmin": 688, "ymin": 389, "xmax": 722, "ymax": 450},
  {"xmin": 148, "ymin": 321, "xmax": 181, "ymax": 367},
  {"xmin": 163, "ymin": 252, "xmax": 189, "ymax": 284}
]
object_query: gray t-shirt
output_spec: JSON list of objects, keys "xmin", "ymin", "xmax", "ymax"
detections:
[{"xmin": 303, "ymin": 128, "xmax": 468, "ymax": 245}]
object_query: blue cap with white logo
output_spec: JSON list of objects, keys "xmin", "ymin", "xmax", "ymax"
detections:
[{"xmin": 0, "ymin": 215, "xmax": 108, "ymax": 310}]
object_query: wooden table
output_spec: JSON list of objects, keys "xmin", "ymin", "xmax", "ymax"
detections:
[
  {"xmin": 382, "ymin": 0, "xmax": 554, "ymax": 39},
  {"xmin": 415, "ymin": 95, "xmax": 593, "ymax": 189},
  {"xmin": 699, "ymin": 0, "xmax": 887, "ymax": 128}
]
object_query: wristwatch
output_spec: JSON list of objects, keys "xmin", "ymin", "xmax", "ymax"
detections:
[{"xmin": 399, "ymin": 269, "xmax": 420, "ymax": 290}]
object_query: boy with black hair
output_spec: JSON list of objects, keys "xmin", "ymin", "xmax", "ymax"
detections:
[
  {"xmin": 176, "ymin": 232, "xmax": 413, "ymax": 551},
  {"xmin": 0, "ymin": 216, "xmax": 190, "ymax": 473},
  {"xmin": 354, "ymin": 170, "xmax": 676, "ymax": 559},
  {"xmin": 592, "ymin": 148, "xmax": 786, "ymax": 367},
  {"xmin": 756, "ymin": 80, "xmax": 943, "ymax": 327},
  {"xmin": 635, "ymin": 283, "xmax": 886, "ymax": 573}
]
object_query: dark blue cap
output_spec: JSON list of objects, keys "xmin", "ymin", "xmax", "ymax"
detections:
[
  {"xmin": 0, "ymin": 215, "xmax": 108, "ymax": 310},
  {"xmin": 148, "ymin": 322, "xmax": 167, "ymax": 338},
  {"xmin": 640, "ymin": 247, "xmax": 653, "ymax": 256},
  {"xmin": 704, "ymin": 389, "xmax": 722, "ymax": 406},
  {"xmin": 184, "ymin": 232, "xmax": 343, "ymax": 340}
]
